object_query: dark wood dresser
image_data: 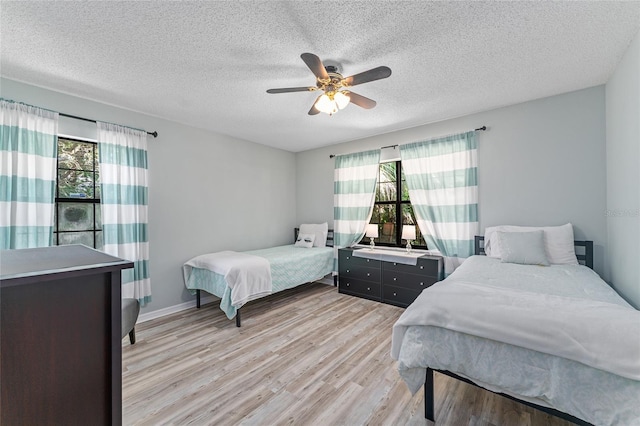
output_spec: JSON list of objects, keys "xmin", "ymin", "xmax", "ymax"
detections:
[
  {"xmin": 0, "ymin": 244, "xmax": 133, "ymax": 426},
  {"xmin": 338, "ymin": 248, "xmax": 443, "ymax": 308}
]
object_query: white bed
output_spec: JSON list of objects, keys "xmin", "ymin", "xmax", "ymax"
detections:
[
  {"xmin": 391, "ymin": 236, "xmax": 640, "ymax": 425},
  {"xmin": 182, "ymin": 226, "xmax": 334, "ymax": 327}
]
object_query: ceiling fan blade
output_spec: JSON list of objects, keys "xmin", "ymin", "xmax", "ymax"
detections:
[
  {"xmin": 301, "ymin": 53, "xmax": 329, "ymax": 81},
  {"xmin": 266, "ymin": 87, "xmax": 314, "ymax": 94},
  {"xmin": 308, "ymin": 95, "xmax": 322, "ymax": 115},
  {"xmin": 343, "ymin": 66, "xmax": 392, "ymax": 87},
  {"xmin": 348, "ymin": 91, "xmax": 377, "ymax": 109}
]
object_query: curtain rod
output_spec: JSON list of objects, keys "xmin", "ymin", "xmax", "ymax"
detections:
[
  {"xmin": 60, "ymin": 112, "xmax": 158, "ymax": 138},
  {"xmin": 329, "ymin": 126, "xmax": 486, "ymax": 159}
]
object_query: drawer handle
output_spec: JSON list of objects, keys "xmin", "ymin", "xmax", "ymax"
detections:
[
  {"xmin": 346, "ymin": 283, "xmax": 350, "ymax": 287},
  {"xmin": 394, "ymin": 262, "xmax": 397, "ymax": 265},
  {"xmin": 367, "ymin": 259, "xmax": 370, "ymax": 262},
  {"xmin": 367, "ymin": 287, "xmax": 371, "ymax": 291},
  {"xmin": 420, "ymin": 282, "xmax": 424, "ymax": 286},
  {"xmin": 367, "ymin": 273, "xmax": 370, "ymax": 276},
  {"xmin": 393, "ymin": 292, "xmax": 397, "ymax": 296},
  {"xmin": 393, "ymin": 277, "xmax": 397, "ymax": 281},
  {"xmin": 346, "ymin": 256, "xmax": 350, "ymax": 260},
  {"xmin": 420, "ymin": 266, "xmax": 424, "ymax": 269},
  {"xmin": 346, "ymin": 269, "xmax": 350, "ymax": 273}
]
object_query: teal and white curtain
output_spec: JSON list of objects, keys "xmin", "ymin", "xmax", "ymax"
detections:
[
  {"xmin": 333, "ymin": 149, "xmax": 381, "ymax": 270},
  {"xmin": 400, "ymin": 131, "xmax": 478, "ymax": 275},
  {"xmin": 0, "ymin": 99, "xmax": 58, "ymax": 249},
  {"xmin": 97, "ymin": 122, "xmax": 151, "ymax": 305}
]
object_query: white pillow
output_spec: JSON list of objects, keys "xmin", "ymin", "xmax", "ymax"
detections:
[
  {"xmin": 497, "ymin": 230, "xmax": 550, "ymax": 266},
  {"xmin": 484, "ymin": 223, "xmax": 578, "ymax": 265},
  {"xmin": 299, "ymin": 223, "xmax": 328, "ymax": 247},
  {"xmin": 294, "ymin": 233, "xmax": 315, "ymax": 248}
]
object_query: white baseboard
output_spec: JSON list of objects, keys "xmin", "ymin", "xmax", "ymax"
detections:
[
  {"xmin": 137, "ymin": 276, "xmax": 335, "ymax": 323},
  {"xmin": 138, "ymin": 295, "xmax": 218, "ymax": 323}
]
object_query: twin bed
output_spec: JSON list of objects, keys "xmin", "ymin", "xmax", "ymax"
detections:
[
  {"xmin": 392, "ymin": 225, "xmax": 640, "ymax": 425},
  {"xmin": 183, "ymin": 226, "xmax": 334, "ymax": 327}
]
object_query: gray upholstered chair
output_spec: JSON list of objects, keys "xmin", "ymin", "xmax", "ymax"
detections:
[{"xmin": 122, "ymin": 298, "xmax": 140, "ymax": 344}]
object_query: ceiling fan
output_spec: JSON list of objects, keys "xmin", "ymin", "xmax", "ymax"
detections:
[{"xmin": 266, "ymin": 53, "xmax": 392, "ymax": 116}]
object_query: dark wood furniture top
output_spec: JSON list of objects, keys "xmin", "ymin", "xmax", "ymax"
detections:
[{"xmin": 1, "ymin": 244, "xmax": 133, "ymax": 426}]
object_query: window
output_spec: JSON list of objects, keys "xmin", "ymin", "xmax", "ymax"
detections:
[
  {"xmin": 367, "ymin": 161, "xmax": 426, "ymax": 248},
  {"xmin": 54, "ymin": 137, "xmax": 102, "ymax": 249}
]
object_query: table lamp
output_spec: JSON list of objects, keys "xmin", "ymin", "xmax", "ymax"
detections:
[
  {"xmin": 365, "ymin": 224, "xmax": 379, "ymax": 250},
  {"xmin": 402, "ymin": 225, "xmax": 416, "ymax": 253}
]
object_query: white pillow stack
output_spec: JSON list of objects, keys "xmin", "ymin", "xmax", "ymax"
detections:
[
  {"xmin": 299, "ymin": 222, "xmax": 328, "ymax": 247},
  {"xmin": 484, "ymin": 223, "xmax": 578, "ymax": 265}
]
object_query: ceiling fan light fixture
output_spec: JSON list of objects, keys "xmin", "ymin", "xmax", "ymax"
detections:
[
  {"xmin": 316, "ymin": 93, "xmax": 338, "ymax": 115},
  {"xmin": 335, "ymin": 91, "xmax": 350, "ymax": 110}
]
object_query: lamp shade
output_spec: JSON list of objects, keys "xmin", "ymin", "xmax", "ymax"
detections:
[
  {"xmin": 401, "ymin": 225, "xmax": 416, "ymax": 241},
  {"xmin": 365, "ymin": 224, "xmax": 379, "ymax": 238}
]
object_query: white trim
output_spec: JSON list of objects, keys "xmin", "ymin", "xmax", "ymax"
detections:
[
  {"xmin": 58, "ymin": 133, "xmax": 97, "ymax": 143},
  {"xmin": 137, "ymin": 294, "xmax": 218, "ymax": 323},
  {"xmin": 136, "ymin": 278, "xmax": 336, "ymax": 323}
]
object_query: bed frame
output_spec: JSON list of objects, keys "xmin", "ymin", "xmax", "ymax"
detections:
[
  {"xmin": 424, "ymin": 236, "xmax": 595, "ymax": 425},
  {"xmin": 195, "ymin": 228, "xmax": 335, "ymax": 327}
]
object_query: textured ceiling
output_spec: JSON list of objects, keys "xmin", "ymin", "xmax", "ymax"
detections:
[{"xmin": 2, "ymin": 1, "xmax": 639, "ymax": 152}]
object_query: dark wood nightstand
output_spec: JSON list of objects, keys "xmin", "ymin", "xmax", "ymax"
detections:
[{"xmin": 338, "ymin": 248, "xmax": 443, "ymax": 308}]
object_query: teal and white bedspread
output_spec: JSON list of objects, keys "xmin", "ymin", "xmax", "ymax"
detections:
[
  {"xmin": 392, "ymin": 256, "xmax": 640, "ymax": 425},
  {"xmin": 183, "ymin": 245, "xmax": 333, "ymax": 319}
]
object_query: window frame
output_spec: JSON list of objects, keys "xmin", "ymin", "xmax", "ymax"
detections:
[
  {"xmin": 370, "ymin": 160, "xmax": 427, "ymax": 250},
  {"xmin": 54, "ymin": 136, "xmax": 102, "ymax": 249}
]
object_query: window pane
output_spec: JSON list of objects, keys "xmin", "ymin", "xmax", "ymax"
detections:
[
  {"xmin": 377, "ymin": 182, "xmax": 397, "ymax": 202},
  {"xmin": 58, "ymin": 169, "xmax": 95, "ymax": 198},
  {"xmin": 376, "ymin": 204, "xmax": 396, "ymax": 244},
  {"xmin": 379, "ymin": 162, "xmax": 396, "ymax": 183},
  {"xmin": 376, "ymin": 162, "xmax": 398, "ymax": 202},
  {"xmin": 58, "ymin": 231, "xmax": 94, "ymax": 247},
  {"xmin": 95, "ymin": 231, "xmax": 103, "ymax": 250},
  {"xmin": 59, "ymin": 203, "xmax": 94, "ymax": 231},
  {"xmin": 400, "ymin": 167, "xmax": 410, "ymax": 201},
  {"xmin": 58, "ymin": 139, "xmax": 94, "ymax": 170},
  {"xmin": 95, "ymin": 204, "xmax": 102, "ymax": 230}
]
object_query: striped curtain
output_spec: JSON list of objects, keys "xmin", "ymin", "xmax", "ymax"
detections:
[
  {"xmin": 0, "ymin": 99, "xmax": 58, "ymax": 249},
  {"xmin": 333, "ymin": 149, "xmax": 380, "ymax": 271},
  {"xmin": 400, "ymin": 131, "xmax": 478, "ymax": 275},
  {"xmin": 97, "ymin": 122, "xmax": 151, "ymax": 305}
]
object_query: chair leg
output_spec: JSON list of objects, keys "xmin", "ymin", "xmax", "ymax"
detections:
[{"xmin": 128, "ymin": 327, "xmax": 136, "ymax": 344}]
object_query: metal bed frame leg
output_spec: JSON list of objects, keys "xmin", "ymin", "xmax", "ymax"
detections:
[
  {"xmin": 425, "ymin": 368, "xmax": 435, "ymax": 421},
  {"xmin": 333, "ymin": 275, "xmax": 337, "ymax": 287},
  {"xmin": 235, "ymin": 309, "xmax": 241, "ymax": 327},
  {"xmin": 196, "ymin": 290, "xmax": 201, "ymax": 308}
]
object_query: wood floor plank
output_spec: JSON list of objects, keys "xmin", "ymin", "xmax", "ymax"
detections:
[{"xmin": 123, "ymin": 282, "xmax": 576, "ymax": 425}]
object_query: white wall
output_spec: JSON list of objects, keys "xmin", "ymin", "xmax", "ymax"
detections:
[
  {"xmin": 0, "ymin": 78, "xmax": 297, "ymax": 314},
  {"xmin": 606, "ymin": 30, "xmax": 640, "ymax": 308},
  {"xmin": 296, "ymin": 86, "xmax": 608, "ymax": 277}
]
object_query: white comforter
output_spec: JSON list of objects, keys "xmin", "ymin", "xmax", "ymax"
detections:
[
  {"xmin": 391, "ymin": 279, "xmax": 640, "ymax": 381},
  {"xmin": 183, "ymin": 251, "xmax": 272, "ymax": 307}
]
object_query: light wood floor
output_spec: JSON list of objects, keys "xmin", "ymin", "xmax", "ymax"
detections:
[{"xmin": 122, "ymin": 283, "xmax": 574, "ymax": 426}]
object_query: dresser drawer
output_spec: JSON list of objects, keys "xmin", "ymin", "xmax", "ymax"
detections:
[
  {"xmin": 340, "ymin": 264, "xmax": 380, "ymax": 282},
  {"xmin": 383, "ymin": 284, "xmax": 422, "ymax": 308},
  {"xmin": 338, "ymin": 250, "xmax": 381, "ymax": 269},
  {"xmin": 384, "ymin": 258, "xmax": 440, "ymax": 278},
  {"xmin": 382, "ymin": 269, "xmax": 438, "ymax": 291},
  {"xmin": 339, "ymin": 278, "xmax": 381, "ymax": 301}
]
